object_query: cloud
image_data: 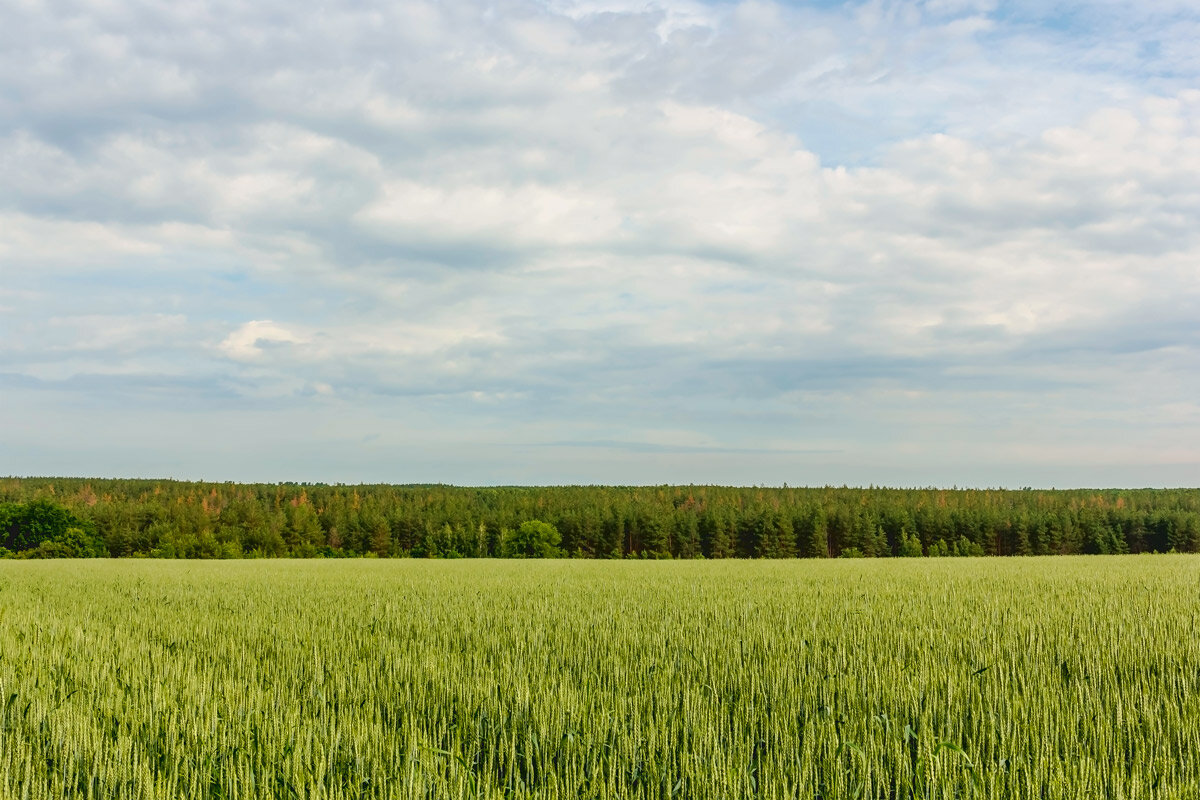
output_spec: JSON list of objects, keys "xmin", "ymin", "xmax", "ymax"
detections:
[
  {"xmin": 1, "ymin": 0, "xmax": 1199, "ymax": 485},
  {"xmin": 219, "ymin": 321, "xmax": 310, "ymax": 362}
]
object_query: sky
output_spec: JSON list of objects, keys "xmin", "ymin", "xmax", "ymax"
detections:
[{"xmin": 1, "ymin": 0, "xmax": 1199, "ymax": 488}]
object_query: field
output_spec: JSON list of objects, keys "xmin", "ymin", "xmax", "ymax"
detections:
[{"xmin": 1, "ymin": 558, "xmax": 1198, "ymax": 799}]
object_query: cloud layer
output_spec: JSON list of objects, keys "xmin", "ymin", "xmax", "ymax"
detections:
[{"xmin": 2, "ymin": 0, "xmax": 1199, "ymax": 486}]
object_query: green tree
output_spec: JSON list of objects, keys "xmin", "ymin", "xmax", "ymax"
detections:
[
  {"xmin": 897, "ymin": 531, "xmax": 923, "ymax": 557},
  {"xmin": 503, "ymin": 520, "xmax": 562, "ymax": 558},
  {"xmin": 797, "ymin": 506, "xmax": 829, "ymax": 558},
  {"xmin": 1, "ymin": 500, "xmax": 103, "ymax": 556},
  {"xmin": 675, "ymin": 513, "xmax": 702, "ymax": 558}
]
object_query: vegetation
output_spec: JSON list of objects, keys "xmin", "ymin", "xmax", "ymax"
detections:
[
  {"xmin": 2, "ymin": 477, "xmax": 1199, "ymax": 559},
  {"xmin": 0, "ymin": 498, "xmax": 104, "ymax": 558},
  {"xmin": 1, "ymin": 557, "xmax": 1197, "ymax": 798}
]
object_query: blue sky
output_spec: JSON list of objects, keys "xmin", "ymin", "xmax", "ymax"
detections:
[{"xmin": 2, "ymin": 0, "xmax": 1199, "ymax": 487}]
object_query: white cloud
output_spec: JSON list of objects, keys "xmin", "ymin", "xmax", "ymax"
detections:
[
  {"xmin": 219, "ymin": 321, "xmax": 310, "ymax": 361},
  {"xmin": 1, "ymin": 0, "xmax": 1199, "ymax": 484}
]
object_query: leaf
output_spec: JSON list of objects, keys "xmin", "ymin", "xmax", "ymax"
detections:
[
  {"xmin": 836, "ymin": 740, "xmax": 865, "ymax": 763},
  {"xmin": 934, "ymin": 741, "xmax": 983, "ymax": 789}
]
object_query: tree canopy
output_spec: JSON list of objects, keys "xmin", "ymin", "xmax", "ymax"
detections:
[
  {"xmin": 1, "ymin": 478, "xmax": 1198, "ymax": 559},
  {"xmin": 1, "ymin": 498, "xmax": 104, "ymax": 557}
]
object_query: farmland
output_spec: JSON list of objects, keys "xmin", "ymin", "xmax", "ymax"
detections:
[{"xmin": 2, "ymin": 557, "xmax": 1199, "ymax": 798}]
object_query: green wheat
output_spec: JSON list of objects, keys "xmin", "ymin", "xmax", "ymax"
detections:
[{"xmin": 0, "ymin": 556, "xmax": 1197, "ymax": 798}]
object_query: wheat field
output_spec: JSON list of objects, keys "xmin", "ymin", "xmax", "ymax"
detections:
[{"xmin": 1, "ymin": 557, "xmax": 1198, "ymax": 798}]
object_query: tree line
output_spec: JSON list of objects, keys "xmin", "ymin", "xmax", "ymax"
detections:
[{"xmin": 2, "ymin": 477, "xmax": 1199, "ymax": 559}]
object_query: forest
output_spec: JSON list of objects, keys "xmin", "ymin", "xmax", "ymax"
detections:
[{"xmin": 2, "ymin": 477, "xmax": 1199, "ymax": 559}]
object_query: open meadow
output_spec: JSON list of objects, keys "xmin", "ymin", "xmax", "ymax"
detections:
[{"xmin": 1, "ymin": 557, "xmax": 1199, "ymax": 799}]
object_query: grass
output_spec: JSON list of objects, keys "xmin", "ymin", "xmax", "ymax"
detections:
[{"xmin": 1, "ymin": 557, "xmax": 1198, "ymax": 798}]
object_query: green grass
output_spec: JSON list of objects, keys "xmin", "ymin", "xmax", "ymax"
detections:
[{"xmin": 1, "ymin": 557, "xmax": 1198, "ymax": 798}]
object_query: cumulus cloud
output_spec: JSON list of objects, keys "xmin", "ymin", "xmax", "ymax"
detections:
[{"xmin": 1, "ymin": 0, "xmax": 1198, "ymax": 485}]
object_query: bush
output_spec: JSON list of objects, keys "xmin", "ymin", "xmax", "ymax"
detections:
[{"xmin": 24, "ymin": 540, "xmax": 78, "ymax": 559}]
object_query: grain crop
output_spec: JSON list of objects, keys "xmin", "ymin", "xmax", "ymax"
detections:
[{"xmin": 1, "ymin": 557, "xmax": 1198, "ymax": 798}]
